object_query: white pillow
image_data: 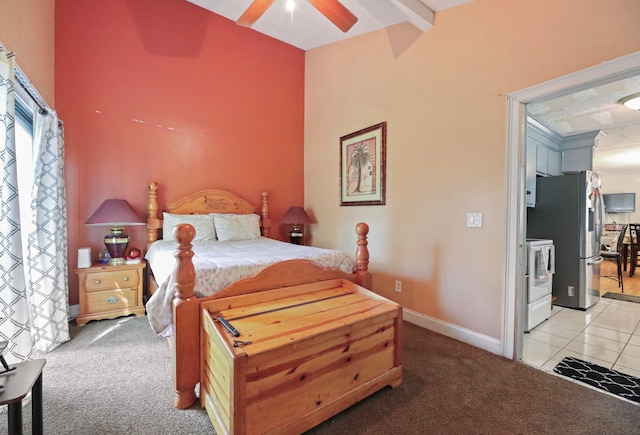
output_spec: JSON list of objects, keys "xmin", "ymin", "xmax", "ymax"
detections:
[
  {"xmin": 212, "ymin": 213, "xmax": 261, "ymax": 242},
  {"xmin": 162, "ymin": 212, "xmax": 216, "ymax": 242}
]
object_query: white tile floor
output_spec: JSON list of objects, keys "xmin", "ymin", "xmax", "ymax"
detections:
[{"xmin": 523, "ymin": 297, "xmax": 640, "ymax": 379}]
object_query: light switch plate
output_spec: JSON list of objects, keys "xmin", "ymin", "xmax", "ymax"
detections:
[{"xmin": 467, "ymin": 212, "xmax": 483, "ymax": 228}]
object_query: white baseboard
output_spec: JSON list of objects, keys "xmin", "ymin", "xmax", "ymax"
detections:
[
  {"xmin": 69, "ymin": 304, "xmax": 79, "ymax": 320},
  {"xmin": 403, "ymin": 308, "xmax": 502, "ymax": 356}
]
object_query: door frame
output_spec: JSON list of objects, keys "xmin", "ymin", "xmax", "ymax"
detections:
[{"xmin": 503, "ymin": 51, "xmax": 640, "ymax": 360}]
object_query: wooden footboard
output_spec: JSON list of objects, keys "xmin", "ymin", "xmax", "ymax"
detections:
[{"xmin": 170, "ymin": 222, "xmax": 373, "ymax": 410}]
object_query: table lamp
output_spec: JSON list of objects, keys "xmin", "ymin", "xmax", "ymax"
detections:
[
  {"xmin": 281, "ymin": 206, "xmax": 311, "ymax": 245},
  {"xmin": 85, "ymin": 198, "xmax": 145, "ymax": 266}
]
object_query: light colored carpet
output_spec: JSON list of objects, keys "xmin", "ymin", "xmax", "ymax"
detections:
[
  {"xmin": 2, "ymin": 316, "xmax": 639, "ymax": 434},
  {"xmin": 1, "ymin": 316, "xmax": 212, "ymax": 435}
]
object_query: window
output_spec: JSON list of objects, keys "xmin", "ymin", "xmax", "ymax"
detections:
[{"xmin": 14, "ymin": 96, "xmax": 35, "ymax": 267}]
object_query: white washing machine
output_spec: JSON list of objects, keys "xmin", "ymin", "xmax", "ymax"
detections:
[{"xmin": 525, "ymin": 239, "xmax": 555, "ymax": 332}]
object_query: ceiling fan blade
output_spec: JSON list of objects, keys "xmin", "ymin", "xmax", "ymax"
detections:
[
  {"xmin": 237, "ymin": 0, "xmax": 275, "ymax": 28},
  {"xmin": 308, "ymin": 0, "xmax": 358, "ymax": 33}
]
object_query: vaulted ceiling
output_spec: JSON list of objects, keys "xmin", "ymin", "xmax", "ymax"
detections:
[{"xmin": 186, "ymin": 0, "xmax": 472, "ymax": 50}]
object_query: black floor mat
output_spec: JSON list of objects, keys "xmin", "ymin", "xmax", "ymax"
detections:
[{"xmin": 554, "ymin": 357, "xmax": 640, "ymax": 404}]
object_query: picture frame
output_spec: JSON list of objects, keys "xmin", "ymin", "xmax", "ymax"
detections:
[{"xmin": 340, "ymin": 122, "xmax": 386, "ymax": 206}]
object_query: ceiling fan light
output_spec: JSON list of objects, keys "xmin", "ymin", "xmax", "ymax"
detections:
[
  {"xmin": 286, "ymin": 0, "xmax": 295, "ymax": 12},
  {"xmin": 620, "ymin": 92, "xmax": 640, "ymax": 110}
]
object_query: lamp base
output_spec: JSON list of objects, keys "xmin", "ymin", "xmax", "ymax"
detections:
[
  {"xmin": 289, "ymin": 229, "xmax": 303, "ymax": 245},
  {"xmin": 107, "ymin": 256, "xmax": 127, "ymax": 266},
  {"xmin": 104, "ymin": 228, "xmax": 129, "ymax": 267}
]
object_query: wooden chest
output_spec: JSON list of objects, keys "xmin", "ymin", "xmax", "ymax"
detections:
[{"xmin": 200, "ymin": 278, "xmax": 402, "ymax": 435}]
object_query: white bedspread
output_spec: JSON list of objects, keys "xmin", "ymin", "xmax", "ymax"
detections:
[{"xmin": 145, "ymin": 237, "xmax": 355, "ymax": 337}]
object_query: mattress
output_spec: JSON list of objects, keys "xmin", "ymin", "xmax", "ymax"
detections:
[{"xmin": 145, "ymin": 237, "xmax": 356, "ymax": 337}]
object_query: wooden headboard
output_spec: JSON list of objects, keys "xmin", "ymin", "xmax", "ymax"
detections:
[{"xmin": 146, "ymin": 181, "xmax": 271, "ymax": 248}]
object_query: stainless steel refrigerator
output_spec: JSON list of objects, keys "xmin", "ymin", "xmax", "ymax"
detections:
[{"xmin": 526, "ymin": 171, "xmax": 604, "ymax": 310}]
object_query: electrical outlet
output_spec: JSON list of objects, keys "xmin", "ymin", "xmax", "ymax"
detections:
[
  {"xmin": 467, "ymin": 212, "xmax": 483, "ymax": 228},
  {"xmin": 395, "ymin": 280, "xmax": 402, "ymax": 292},
  {"xmin": 568, "ymin": 286, "xmax": 574, "ymax": 297}
]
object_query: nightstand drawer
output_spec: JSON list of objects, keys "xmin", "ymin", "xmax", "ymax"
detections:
[
  {"xmin": 85, "ymin": 289, "xmax": 138, "ymax": 314},
  {"xmin": 84, "ymin": 269, "xmax": 140, "ymax": 292}
]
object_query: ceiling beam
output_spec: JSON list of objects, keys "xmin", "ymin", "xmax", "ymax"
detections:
[{"xmin": 390, "ymin": 0, "xmax": 435, "ymax": 31}]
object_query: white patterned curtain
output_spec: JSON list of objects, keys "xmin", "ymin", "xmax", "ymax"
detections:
[
  {"xmin": 0, "ymin": 48, "xmax": 32, "ymax": 363},
  {"xmin": 27, "ymin": 110, "xmax": 70, "ymax": 352},
  {"xmin": 0, "ymin": 47, "xmax": 70, "ymax": 363}
]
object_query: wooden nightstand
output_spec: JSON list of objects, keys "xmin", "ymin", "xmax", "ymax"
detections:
[{"xmin": 75, "ymin": 262, "xmax": 146, "ymax": 326}]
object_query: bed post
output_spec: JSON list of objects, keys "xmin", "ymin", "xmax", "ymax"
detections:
[
  {"xmin": 261, "ymin": 191, "xmax": 271, "ymax": 237},
  {"xmin": 355, "ymin": 222, "xmax": 372, "ymax": 289},
  {"xmin": 171, "ymin": 223, "xmax": 199, "ymax": 409},
  {"xmin": 147, "ymin": 181, "xmax": 161, "ymax": 249}
]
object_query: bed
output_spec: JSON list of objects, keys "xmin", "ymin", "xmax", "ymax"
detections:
[{"xmin": 143, "ymin": 182, "xmax": 380, "ymax": 411}]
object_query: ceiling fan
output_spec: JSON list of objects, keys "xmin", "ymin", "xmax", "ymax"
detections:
[{"xmin": 237, "ymin": 0, "xmax": 358, "ymax": 33}]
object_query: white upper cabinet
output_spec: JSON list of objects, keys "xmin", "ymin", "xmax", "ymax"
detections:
[
  {"xmin": 534, "ymin": 141, "xmax": 560, "ymax": 176},
  {"xmin": 560, "ymin": 132, "xmax": 599, "ymax": 173},
  {"xmin": 536, "ymin": 144, "xmax": 548, "ymax": 175},
  {"xmin": 526, "ymin": 118, "xmax": 562, "ymax": 207},
  {"xmin": 547, "ymin": 148, "xmax": 560, "ymax": 176},
  {"xmin": 526, "ymin": 118, "xmax": 600, "ymax": 207}
]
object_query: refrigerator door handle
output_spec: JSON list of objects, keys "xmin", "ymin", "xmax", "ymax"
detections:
[
  {"xmin": 597, "ymin": 189, "xmax": 605, "ymax": 240},
  {"xmin": 588, "ymin": 256, "xmax": 604, "ymax": 266}
]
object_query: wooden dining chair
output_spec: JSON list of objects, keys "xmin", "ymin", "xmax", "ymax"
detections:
[
  {"xmin": 601, "ymin": 225, "xmax": 627, "ymax": 292},
  {"xmin": 629, "ymin": 223, "xmax": 640, "ymax": 278}
]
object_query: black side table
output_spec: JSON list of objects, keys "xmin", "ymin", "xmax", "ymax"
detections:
[{"xmin": 0, "ymin": 359, "xmax": 46, "ymax": 435}]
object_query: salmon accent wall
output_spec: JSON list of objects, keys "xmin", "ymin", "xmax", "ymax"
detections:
[
  {"xmin": 304, "ymin": 0, "xmax": 640, "ymax": 340},
  {"xmin": 0, "ymin": 0, "xmax": 55, "ymax": 106},
  {"xmin": 55, "ymin": 0, "xmax": 305, "ymax": 305}
]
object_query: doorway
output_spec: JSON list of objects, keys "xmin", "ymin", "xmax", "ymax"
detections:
[{"xmin": 503, "ymin": 51, "xmax": 640, "ymax": 361}]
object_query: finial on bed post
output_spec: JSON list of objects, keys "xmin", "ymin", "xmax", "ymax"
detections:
[
  {"xmin": 173, "ymin": 224, "xmax": 196, "ymax": 300},
  {"xmin": 355, "ymin": 222, "xmax": 372, "ymax": 289},
  {"xmin": 172, "ymin": 223, "xmax": 199, "ymax": 409},
  {"xmin": 147, "ymin": 181, "xmax": 161, "ymax": 248},
  {"xmin": 261, "ymin": 191, "xmax": 271, "ymax": 237}
]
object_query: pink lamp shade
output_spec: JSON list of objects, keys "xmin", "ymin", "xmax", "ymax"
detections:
[
  {"xmin": 281, "ymin": 206, "xmax": 311, "ymax": 244},
  {"xmin": 281, "ymin": 206, "xmax": 311, "ymax": 225},
  {"xmin": 85, "ymin": 199, "xmax": 145, "ymax": 227},
  {"xmin": 85, "ymin": 199, "xmax": 145, "ymax": 266}
]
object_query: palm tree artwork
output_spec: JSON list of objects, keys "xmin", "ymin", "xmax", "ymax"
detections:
[
  {"xmin": 340, "ymin": 122, "xmax": 385, "ymax": 206},
  {"xmin": 348, "ymin": 142, "xmax": 372, "ymax": 195}
]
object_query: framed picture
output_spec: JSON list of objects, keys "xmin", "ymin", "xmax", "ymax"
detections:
[{"xmin": 340, "ymin": 122, "xmax": 386, "ymax": 206}]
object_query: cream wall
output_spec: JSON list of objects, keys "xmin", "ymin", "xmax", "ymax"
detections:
[
  {"xmin": 0, "ymin": 0, "xmax": 55, "ymax": 106},
  {"xmin": 304, "ymin": 0, "xmax": 640, "ymax": 342}
]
